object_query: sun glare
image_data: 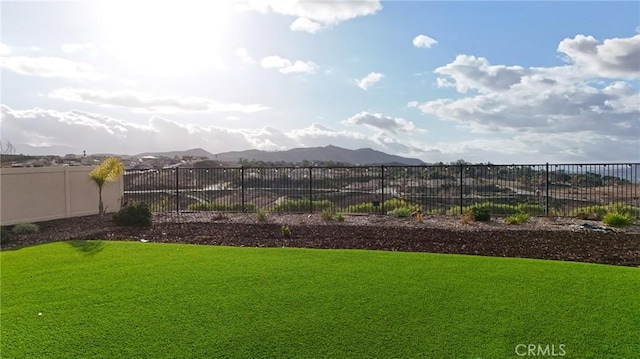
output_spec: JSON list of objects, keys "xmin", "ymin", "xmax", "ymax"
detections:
[{"xmin": 98, "ymin": 0, "xmax": 231, "ymax": 75}]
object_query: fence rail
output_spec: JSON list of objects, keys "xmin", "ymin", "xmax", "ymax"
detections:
[{"xmin": 123, "ymin": 163, "xmax": 640, "ymax": 217}]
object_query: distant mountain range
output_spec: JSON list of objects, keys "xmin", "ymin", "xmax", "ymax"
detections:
[
  {"xmin": 211, "ymin": 145, "xmax": 426, "ymax": 166},
  {"xmin": 135, "ymin": 148, "xmax": 215, "ymax": 159},
  {"xmin": 135, "ymin": 145, "xmax": 425, "ymax": 166}
]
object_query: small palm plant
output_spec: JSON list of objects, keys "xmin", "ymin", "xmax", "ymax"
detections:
[{"xmin": 89, "ymin": 157, "xmax": 125, "ymax": 216}]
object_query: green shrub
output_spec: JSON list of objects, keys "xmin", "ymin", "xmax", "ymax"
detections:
[
  {"xmin": 448, "ymin": 202, "xmax": 550, "ymax": 216},
  {"xmin": 451, "ymin": 202, "xmax": 514, "ymax": 216},
  {"xmin": 388, "ymin": 207, "xmax": 412, "ymax": 218},
  {"xmin": 149, "ymin": 197, "xmax": 170, "ymax": 212},
  {"xmin": 281, "ymin": 225, "xmax": 292, "ymax": 237},
  {"xmin": 515, "ymin": 203, "xmax": 545, "ymax": 216},
  {"xmin": 272, "ymin": 198, "xmax": 333, "ymax": 213},
  {"xmin": 505, "ymin": 212, "xmax": 531, "ymax": 225},
  {"xmin": 342, "ymin": 201, "xmax": 379, "ymax": 213},
  {"xmin": 569, "ymin": 203, "xmax": 640, "ymax": 220},
  {"xmin": 12, "ymin": 223, "xmax": 39, "ymax": 235},
  {"xmin": 321, "ymin": 209, "xmax": 334, "ymax": 221},
  {"xmin": 112, "ymin": 202, "xmax": 152, "ymax": 227},
  {"xmin": 334, "ymin": 213, "xmax": 346, "ymax": 222},
  {"xmin": 187, "ymin": 202, "xmax": 212, "ymax": 211},
  {"xmin": 187, "ymin": 202, "xmax": 256, "ymax": 212},
  {"xmin": 469, "ymin": 206, "xmax": 491, "ymax": 222},
  {"xmin": 602, "ymin": 213, "xmax": 634, "ymax": 227},
  {"xmin": 606, "ymin": 203, "xmax": 640, "ymax": 217},
  {"xmin": 256, "ymin": 209, "xmax": 267, "ymax": 222},
  {"xmin": 383, "ymin": 198, "xmax": 422, "ymax": 213},
  {"xmin": 1, "ymin": 226, "xmax": 13, "ymax": 245},
  {"xmin": 569, "ymin": 205, "xmax": 607, "ymax": 220},
  {"xmin": 343, "ymin": 198, "xmax": 422, "ymax": 214}
]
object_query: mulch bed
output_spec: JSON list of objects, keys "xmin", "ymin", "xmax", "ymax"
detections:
[{"xmin": 2, "ymin": 215, "xmax": 639, "ymax": 267}]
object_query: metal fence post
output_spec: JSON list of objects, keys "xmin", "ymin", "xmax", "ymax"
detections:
[
  {"xmin": 459, "ymin": 163, "xmax": 464, "ymax": 214},
  {"xmin": 545, "ymin": 162, "xmax": 550, "ymax": 216},
  {"xmin": 175, "ymin": 168, "xmax": 179, "ymax": 213},
  {"xmin": 309, "ymin": 166, "xmax": 313, "ymax": 213},
  {"xmin": 381, "ymin": 165, "xmax": 385, "ymax": 213},
  {"xmin": 240, "ymin": 166, "xmax": 246, "ymax": 212}
]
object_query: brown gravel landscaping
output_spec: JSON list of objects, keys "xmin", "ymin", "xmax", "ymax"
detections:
[{"xmin": 3, "ymin": 213, "xmax": 639, "ymax": 267}]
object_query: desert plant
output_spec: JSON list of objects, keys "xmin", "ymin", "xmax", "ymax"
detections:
[
  {"xmin": 321, "ymin": 209, "xmax": 334, "ymax": 221},
  {"xmin": 447, "ymin": 202, "xmax": 550, "ymax": 216},
  {"xmin": 150, "ymin": 196, "xmax": 170, "ymax": 212},
  {"xmin": 112, "ymin": 201, "xmax": 152, "ymax": 227},
  {"xmin": 574, "ymin": 211, "xmax": 598, "ymax": 220},
  {"xmin": 570, "ymin": 206, "xmax": 608, "ymax": 220},
  {"xmin": 505, "ymin": 212, "xmax": 531, "ymax": 225},
  {"xmin": 281, "ymin": 224, "xmax": 292, "ymax": 237},
  {"xmin": 342, "ymin": 201, "xmax": 380, "ymax": 213},
  {"xmin": 605, "ymin": 203, "xmax": 640, "ymax": 217},
  {"xmin": 273, "ymin": 198, "xmax": 333, "ymax": 213},
  {"xmin": 383, "ymin": 198, "xmax": 422, "ymax": 213},
  {"xmin": 469, "ymin": 206, "xmax": 491, "ymax": 222},
  {"xmin": 388, "ymin": 207, "xmax": 412, "ymax": 218},
  {"xmin": 256, "ymin": 208, "xmax": 267, "ymax": 222},
  {"xmin": 187, "ymin": 202, "xmax": 256, "ymax": 212},
  {"xmin": 89, "ymin": 157, "xmax": 125, "ymax": 216},
  {"xmin": 12, "ymin": 222, "xmax": 39, "ymax": 235},
  {"xmin": 342, "ymin": 198, "xmax": 422, "ymax": 214},
  {"xmin": 460, "ymin": 212, "xmax": 473, "ymax": 225},
  {"xmin": 334, "ymin": 213, "xmax": 346, "ymax": 222},
  {"xmin": 514, "ymin": 203, "xmax": 545, "ymax": 216},
  {"xmin": 569, "ymin": 203, "xmax": 640, "ymax": 220},
  {"xmin": 602, "ymin": 212, "xmax": 634, "ymax": 227}
]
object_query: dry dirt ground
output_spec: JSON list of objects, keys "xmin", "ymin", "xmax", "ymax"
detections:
[{"xmin": 3, "ymin": 213, "xmax": 639, "ymax": 267}]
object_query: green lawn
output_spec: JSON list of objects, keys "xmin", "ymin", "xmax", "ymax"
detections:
[{"xmin": 1, "ymin": 241, "xmax": 638, "ymax": 358}]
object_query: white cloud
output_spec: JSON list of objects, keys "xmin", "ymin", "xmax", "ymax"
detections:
[
  {"xmin": 414, "ymin": 34, "xmax": 640, "ymax": 151},
  {"xmin": 61, "ymin": 43, "xmax": 100, "ymax": 55},
  {"xmin": 282, "ymin": 61, "xmax": 318, "ymax": 74},
  {"xmin": 293, "ymin": 124, "xmax": 420, "ymax": 154},
  {"xmin": 413, "ymin": 34, "xmax": 438, "ymax": 48},
  {"xmin": 355, "ymin": 72, "xmax": 384, "ymax": 90},
  {"xmin": 417, "ymin": 79, "xmax": 639, "ymax": 139},
  {"xmin": 260, "ymin": 55, "xmax": 318, "ymax": 74},
  {"xmin": 48, "ymin": 88, "xmax": 271, "ymax": 114},
  {"xmin": 0, "ymin": 105, "xmax": 418, "ymax": 157},
  {"xmin": 288, "ymin": 123, "xmax": 364, "ymax": 141},
  {"xmin": 343, "ymin": 112, "xmax": 425, "ymax": 134},
  {"xmin": 260, "ymin": 55, "xmax": 290, "ymax": 69},
  {"xmin": 410, "ymin": 131, "xmax": 640, "ymax": 164},
  {"xmin": 0, "ymin": 42, "xmax": 11, "ymax": 56},
  {"xmin": 558, "ymin": 34, "xmax": 640, "ymax": 79},
  {"xmin": 239, "ymin": 0, "xmax": 382, "ymax": 33},
  {"xmin": 290, "ymin": 17, "xmax": 323, "ymax": 34},
  {"xmin": 434, "ymin": 55, "xmax": 527, "ymax": 93},
  {"xmin": 0, "ymin": 56, "xmax": 105, "ymax": 80},
  {"xmin": 0, "ymin": 104, "xmax": 279, "ymax": 155},
  {"xmin": 235, "ymin": 47, "xmax": 255, "ymax": 64},
  {"xmin": 407, "ymin": 101, "xmax": 419, "ymax": 108}
]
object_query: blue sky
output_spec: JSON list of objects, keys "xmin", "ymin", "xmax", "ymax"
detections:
[{"xmin": 1, "ymin": 0, "xmax": 639, "ymax": 163}]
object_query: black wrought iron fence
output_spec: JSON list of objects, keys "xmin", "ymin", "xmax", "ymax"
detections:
[{"xmin": 123, "ymin": 163, "xmax": 640, "ymax": 217}]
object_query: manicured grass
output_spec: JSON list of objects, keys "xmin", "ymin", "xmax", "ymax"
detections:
[{"xmin": 1, "ymin": 241, "xmax": 638, "ymax": 358}]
